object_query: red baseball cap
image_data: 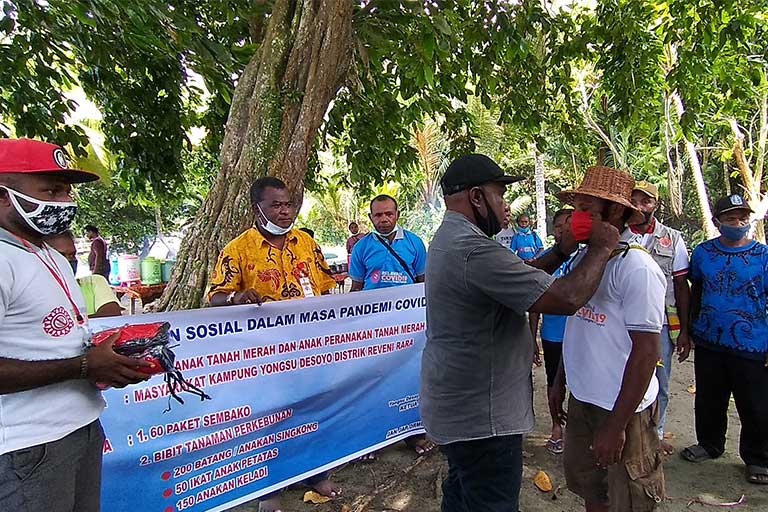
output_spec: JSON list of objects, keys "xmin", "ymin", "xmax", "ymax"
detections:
[{"xmin": 0, "ymin": 138, "xmax": 100, "ymax": 183}]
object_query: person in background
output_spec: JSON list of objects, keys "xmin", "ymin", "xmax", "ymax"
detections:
[
  {"xmin": 0, "ymin": 138, "xmax": 149, "ymax": 512},
  {"xmin": 208, "ymin": 176, "xmax": 340, "ymax": 511},
  {"xmin": 349, "ymin": 195, "xmax": 426, "ymax": 291},
  {"xmin": 422, "ymin": 154, "xmax": 620, "ymax": 512},
  {"xmin": 346, "ymin": 221, "xmax": 365, "ymax": 264},
  {"xmin": 495, "ymin": 203, "xmax": 516, "ymax": 248},
  {"xmin": 510, "ymin": 214, "xmax": 543, "ymax": 260},
  {"xmin": 46, "ymin": 230, "xmax": 122, "ymax": 318},
  {"xmin": 628, "ymin": 181, "xmax": 691, "ymax": 456},
  {"xmin": 85, "ymin": 224, "xmax": 109, "ymax": 279},
  {"xmin": 349, "ymin": 194, "xmax": 432, "ymax": 458},
  {"xmin": 681, "ymin": 194, "xmax": 768, "ymax": 485},
  {"xmin": 529, "ymin": 208, "xmax": 575, "ymax": 455},
  {"xmin": 550, "ymin": 166, "xmax": 666, "ymax": 512}
]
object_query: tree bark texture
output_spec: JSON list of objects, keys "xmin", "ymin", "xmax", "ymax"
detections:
[
  {"xmin": 157, "ymin": 0, "xmax": 354, "ymax": 310},
  {"xmin": 531, "ymin": 144, "xmax": 547, "ymax": 242},
  {"xmin": 670, "ymin": 92, "xmax": 717, "ymax": 238}
]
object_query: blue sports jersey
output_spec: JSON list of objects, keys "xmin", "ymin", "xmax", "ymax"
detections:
[
  {"xmin": 690, "ymin": 238, "xmax": 768, "ymax": 358},
  {"xmin": 540, "ymin": 255, "xmax": 575, "ymax": 343},
  {"xmin": 510, "ymin": 230, "xmax": 543, "ymax": 260},
  {"xmin": 349, "ymin": 229, "xmax": 427, "ymax": 290}
]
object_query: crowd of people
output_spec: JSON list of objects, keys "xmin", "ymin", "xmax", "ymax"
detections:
[{"xmin": 0, "ymin": 137, "xmax": 766, "ymax": 512}]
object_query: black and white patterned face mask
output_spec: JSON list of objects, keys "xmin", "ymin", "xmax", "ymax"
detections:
[{"xmin": 1, "ymin": 186, "xmax": 77, "ymax": 235}]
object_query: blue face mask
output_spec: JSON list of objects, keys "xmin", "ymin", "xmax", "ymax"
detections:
[
  {"xmin": 518, "ymin": 227, "xmax": 531, "ymax": 234},
  {"xmin": 718, "ymin": 223, "xmax": 750, "ymax": 242}
]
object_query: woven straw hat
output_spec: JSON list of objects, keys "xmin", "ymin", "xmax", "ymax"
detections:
[{"xmin": 557, "ymin": 166, "xmax": 645, "ymax": 225}]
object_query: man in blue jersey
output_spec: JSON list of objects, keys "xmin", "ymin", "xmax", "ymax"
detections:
[
  {"xmin": 349, "ymin": 195, "xmax": 426, "ymax": 291},
  {"xmin": 530, "ymin": 208, "xmax": 574, "ymax": 455},
  {"xmin": 681, "ymin": 194, "xmax": 768, "ymax": 485},
  {"xmin": 349, "ymin": 194, "xmax": 432, "ymax": 456},
  {"xmin": 510, "ymin": 214, "xmax": 544, "ymax": 260}
]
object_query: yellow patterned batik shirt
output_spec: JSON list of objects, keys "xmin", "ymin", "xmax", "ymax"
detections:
[{"xmin": 207, "ymin": 228, "xmax": 336, "ymax": 302}]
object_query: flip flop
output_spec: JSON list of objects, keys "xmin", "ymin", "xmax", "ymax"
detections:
[
  {"xmin": 746, "ymin": 465, "xmax": 768, "ymax": 485},
  {"xmin": 546, "ymin": 438, "xmax": 564, "ymax": 455},
  {"xmin": 309, "ymin": 479, "xmax": 342, "ymax": 499},
  {"xmin": 680, "ymin": 444, "xmax": 714, "ymax": 463}
]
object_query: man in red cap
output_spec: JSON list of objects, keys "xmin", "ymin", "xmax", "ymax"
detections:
[{"xmin": 0, "ymin": 139, "xmax": 150, "ymax": 511}]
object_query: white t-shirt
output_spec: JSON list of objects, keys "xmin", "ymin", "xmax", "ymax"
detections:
[
  {"xmin": 0, "ymin": 235, "xmax": 104, "ymax": 455},
  {"xmin": 495, "ymin": 227, "xmax": 516, "ymax": 249},
  {"xmin": 563, "ymin": 245, "xmax": 666, "ymax": 413}
]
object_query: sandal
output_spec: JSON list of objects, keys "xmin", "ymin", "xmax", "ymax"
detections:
[
  {"xmin": 746, "ymin": 465, "xmax": 768, "ymax": 485},
  {"xmin": 546, "ymin": 438, "xmax": 564, "ymax": 455},
  {"xmin": 680, "ymin": 444, "xmax": 714, "ymax": 463}
]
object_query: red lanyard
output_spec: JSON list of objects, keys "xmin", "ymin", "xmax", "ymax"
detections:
[{"xmin": 17, "ymin": 236, "xmax": 85, "ymax": 325}]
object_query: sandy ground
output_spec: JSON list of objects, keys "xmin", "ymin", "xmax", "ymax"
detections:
[{"xmin": 233, "ymin": 354, "xmax": 766, "ymax": 512}]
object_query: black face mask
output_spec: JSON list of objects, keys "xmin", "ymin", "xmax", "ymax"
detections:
[
  {"xmin": 471, "ymin": 190, "xmax": 502, "ymax": 237},
  {"xmin": 642, "ymin": 211, "xmax": 653, "ymax": 224}
]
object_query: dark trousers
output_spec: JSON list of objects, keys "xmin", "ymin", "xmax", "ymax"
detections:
[
  {"xmin": 0, "ymin": 420, "xmax": 104, "ymax": 512},
  {"xmin": 440, "ymin": 435, "xmax": 523, "ymax": 512},
  {"xmin": 694, "ymin": 345, "xmax": 768, "ymax": 467}
]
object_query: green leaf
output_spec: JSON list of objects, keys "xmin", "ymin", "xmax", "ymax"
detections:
[{"xmin": 433, "ymin": 15, "xmax": 451, "ymax": 36}]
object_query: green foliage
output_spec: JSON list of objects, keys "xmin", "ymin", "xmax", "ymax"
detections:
[
  {"xmin": 72, "ymin": 147, "xmax": 217, "ymax": 252},
  {"xmin": 4, "ymin": 0, "xmax": 768, "ymax": 253},
  {"xmin": 1, "ymin": 0, "xmax": 253, "ymax": 197}
]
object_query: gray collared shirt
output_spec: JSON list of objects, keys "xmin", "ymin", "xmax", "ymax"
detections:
[{"xmin": 420, "ymin": 211, "xmax": 555, "ymax": 444}]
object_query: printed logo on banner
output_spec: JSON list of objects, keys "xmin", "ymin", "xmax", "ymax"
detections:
[{"xmin": 94, "ymin": 285, "xmax": 427, "ymax": 512}]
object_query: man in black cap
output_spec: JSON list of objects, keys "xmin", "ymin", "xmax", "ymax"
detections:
[
  {"xmin": 682, "ymin": 194, "xmax": 768, "ymax": 485},
  {"xmin": 420, "ymin": 154, "xmax": 620, "ymax": 511}
]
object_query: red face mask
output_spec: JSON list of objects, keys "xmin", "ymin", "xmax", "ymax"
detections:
[{"xmin": 570, "ymin": 211, "xmax": 593, "ymax": 242}]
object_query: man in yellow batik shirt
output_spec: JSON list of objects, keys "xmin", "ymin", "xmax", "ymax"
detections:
[
  {"xmin": 207, "ymin": 176, "xmax": 339, "ymax": 512},
  {"xmin": 208, "ymin": 177, "xmax": 336, "ymax": 305}
]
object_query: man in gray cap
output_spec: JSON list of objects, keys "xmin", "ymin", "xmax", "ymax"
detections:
[{"xmin": 420, "ymin": 154, "xmax": 620, "ymax": 512}]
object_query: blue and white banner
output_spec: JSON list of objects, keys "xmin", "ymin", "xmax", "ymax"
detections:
[{"xmin": 91, "ymin": 285, "xmax": 427, "ymax": 512}]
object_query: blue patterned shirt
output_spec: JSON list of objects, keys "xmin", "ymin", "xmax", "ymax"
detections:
[{"xmin": 690, "ymin": 238, "xmax": 768, "ymax": 359}]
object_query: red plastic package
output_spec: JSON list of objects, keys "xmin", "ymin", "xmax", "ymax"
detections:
[{"xmin": 90, "ymin": 322, "xmax": 211, "ymax": 410}]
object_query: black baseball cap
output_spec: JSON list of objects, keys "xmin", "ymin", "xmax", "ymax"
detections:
[
  {"xmin": 713, "ymin": 194, "xmax": 754, "ymax": 218},
  {"xmin": 440, "ymin": 154, "xmax": 523, "ymax": 195}
]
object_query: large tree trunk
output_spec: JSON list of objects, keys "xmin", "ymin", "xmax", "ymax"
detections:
[
  {"xmin": 157, "ymin": 0, "xmax": 354, "ymax": 311},
  {"xmin": 670, "ymin": 92, "xmax": 718, "ymax": 238},
  {"xmin": 531, "ymin": 143, "xmax": 547, "ymax": 242}
]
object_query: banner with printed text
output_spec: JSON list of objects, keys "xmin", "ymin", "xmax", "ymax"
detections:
[{"xmin": 91, "ymin": 285, "xmax": 427, "ymax": 512}]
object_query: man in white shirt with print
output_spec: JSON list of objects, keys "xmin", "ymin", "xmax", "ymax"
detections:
[
  {"xmin": 549, "ymin": 166, "xmax": 667, "ymax": 512},
  {"xmin": 0, "ymin": 139, "xmax": 149, "ymax": 512}
]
